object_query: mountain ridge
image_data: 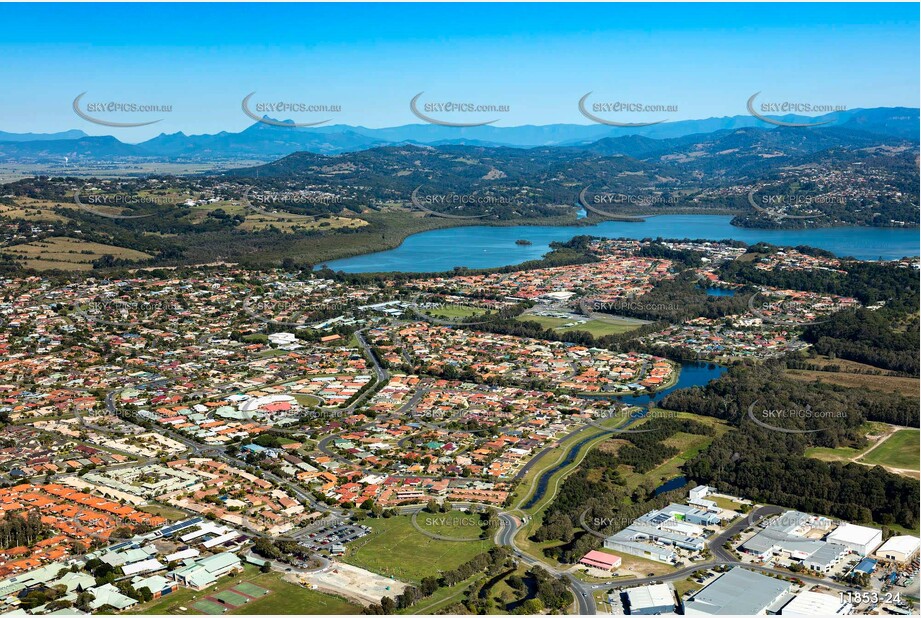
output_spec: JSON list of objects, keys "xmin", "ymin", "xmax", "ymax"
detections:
[{"xmin": 0, "ymin": 108, "xmax": 916, "ymax": 163}]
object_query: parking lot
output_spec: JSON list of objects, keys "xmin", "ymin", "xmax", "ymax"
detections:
[{"xmin": 302, "ymin": 522, "xmax": 370, "ymax": 555}]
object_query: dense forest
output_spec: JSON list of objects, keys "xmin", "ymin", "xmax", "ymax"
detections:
[
  {"xmin": 660, "ymin": 362, "xmax": 920, "ymax": 528},
  {"xmin": 683, "ymin": 429, "xmax": 918, "ymax": 529},
  {"xmin": 802, "ymin": 308, "xmax": 920, "ymax": 375}
]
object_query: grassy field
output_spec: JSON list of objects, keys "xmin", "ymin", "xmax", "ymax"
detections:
[
  {"xmin": 794, "ymin": 354, "xmax": 910, "ymax": 375},
  {"xmin": 415, "ymin": 510, "xmax": 491, "ymax": 540},
  {"xmin": 137, "ymin": 503, "xmax": 191, "ymax": 521},
  {"xmin": 241, "ymin": 213, "xmax": 366, "ymax": 233},
  {"xmin": 6, "ymin": 236, "xmax": 152, "ymax": 270},
  {"xmin": 0, "ymin": 197, "xmax": 72, "ymax": 222},
  {"xmin": 515, "ymin": 314, "xmax": 639, "ymax": 337},
  {"xmin": 673, "ymin": 576, "xmax": 705, "ymax": 597},
  {"xmin": 294, "ymin": 394, "xmax": 323, "ymax": 407},
  {"xmin": 343, "ymin": 513, "xmax": 493, "ymax": 583},
  {"xmin": 425, "ymin": 306, "xmax": 490, "ymax": 319},
  {"xmin": 860, "ymin": 429, "xmax": 920, "ymax": 470},
  {"xmin": 710, "ymin": 496, "xmax": 746, "ymax": 512},
  {"xmin": 804, "ymin": 422, "xmax": 911, "ymax": 468},
  {"xmin": 621, "ymin": 433, "xmax": 714, "ymax": 490},
  {"xmin": 785, "ymin": 368, "xmax": 920, "ymax": 397},
  {"xmin": 129, "ymin": 565, "xmax": 359, "ymax": 615},
  {"xmin": 804, "ymin": 444, "xmax": 869, "ymax": 463}
]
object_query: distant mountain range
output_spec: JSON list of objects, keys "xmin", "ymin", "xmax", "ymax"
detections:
[
  {"xmin": 0, "ymin": 129, "xmax": 88, "ymax": 142},
  {"xmin": 0, "ymin": 107, "xmax": 917, "ymax": 163}
]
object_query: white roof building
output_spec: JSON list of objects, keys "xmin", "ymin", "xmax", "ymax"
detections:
[
  {"xmin": 164, "ymin": 548, "xmax": 200, "ymax": 562},
  {"xmin": 268, "ymin": 332, "xmax": 298, "ymax": 345},
  {"xmin": 826, "ymin": 523, "xmax": 883, "ymax": 556},
  {"xmin": 781, "ymin": 590, "xmax": 853, "ymax": 616},
  {"xmin": 202, "ymin": 531, "xmax": 240, "ymax": 548},
  {"xmin": 875, "ymin": 536, "xmax": 921, "ymax": 563},
  {"xmin": 121, "ymin": 558, "xmax": 165, "ymax": 577},
  {"xmin": 624, "ymin": 583, "xmax": 676, "ymax": 615}
]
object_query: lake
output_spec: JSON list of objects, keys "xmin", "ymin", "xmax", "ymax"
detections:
[
  {"xmin": 320, "ymin": 215, "xmax": 919, "ymax": 273},
  {"xmin": 654, "ymin": 475, "xmax": 689, "ymax": 496},
  {"xmin": 588, "ymin": 361, "xmax": 728, "ymax": 407},
  {"xmin": 701, "ymin": 287, "xmax": 736, "ymax": 297}
]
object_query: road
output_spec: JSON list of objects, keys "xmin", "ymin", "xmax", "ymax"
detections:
[{"xmin": 494, "ymin": 512, "xmax": 596, "ymax": 614}]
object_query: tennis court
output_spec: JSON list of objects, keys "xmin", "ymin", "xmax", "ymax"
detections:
[
  {"xmin": 192, "ymin": 600, "xmax": 227, "ymax": 615},
  {"xmin": 212, "ymin": 590, "xmax": 250, "ymax": 607},
  {"xmin": 233, "ymin": 582, "xmax": 270, "ymax": 598}
]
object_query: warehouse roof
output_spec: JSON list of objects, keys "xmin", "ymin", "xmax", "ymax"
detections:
[
  {"xmin": 625, "ymin": 583, "xmax": 675, "ymax": 612},
  {"xmin": 781, "ymin": 590, "xmax": 851, "ymax": 616},
  {"xmin": 827, "ymin": 523, "xmax": 881, "ymax": 547},
  {"xmin": 876, "ymin": 535, "xmax": 920, "ymax": 556},
  {"xmin": 684, "ymin": 568, "xmax": 791, "ymax": 615}
]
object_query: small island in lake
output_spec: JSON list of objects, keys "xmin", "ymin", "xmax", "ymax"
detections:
[{"xmin": 515, "ymin": 239, "xmax": 533, "ymax": 246}]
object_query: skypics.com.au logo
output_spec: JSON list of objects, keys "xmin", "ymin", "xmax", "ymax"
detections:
[
  {"xmin": 578, "ymin": 93, "xmax": 676, "ymax": 127},
  {"xmin": 585, "ymin": 406, "xmax": 678, "ymax": 433},
  {"xmin": 240, "ymin": 186, "xmax": 346, "ymax": 217},
  {"xmin": 586, "ymin": 297, "xmax": 682, "ymax": 316},
  {"xmin": 747, "ymin": 289, "xmax": 832, "ymax": 326},
  {"xmin": 410, "ymin": 93, "xmax": 509, "ymax": 127},
  {"xmin": 578, "ymin": 186, "xmax": 672, "ymax": 221},
  {"xmin": 411, "ymin": 508, "xmax": 508, "ymax": 542},
  {"xmin": 241, "ymin": 93, "xmax": 342, "ymax": 127},
  {"xmin": 73, "ymin": 92, "xmax": 171, "ymax": 128},
  {"xmin": 73, "ymin": 185, "xmax": 165, "ymax": 220},
  {"xmin": 746, "ymin": 400, "xmax": 846, "ymax": 435},
  {"xmin": 578, "ymin": 509, "xmax": 635, "ymax": 540},
  {"xmin": 746, "ymin": 93, "xmax": 846, "ymax": 128},
  {"xmin": 409, "ymin": 187, "xmax": 524, "ymax": 219},
  {"xmin": 746, "ymin": 187, "xmax": 832, "ymax": 222}
]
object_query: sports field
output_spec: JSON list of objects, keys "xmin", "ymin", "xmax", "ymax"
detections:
[
  {"xmin": 515, "ymin": 314, "xmax": 639, "ymax": 336},
  {"xmin": 344, "ymin": 513, "xmax": 493, "ymax": 583},
  {"xmin": 860, "ymin": 429, "xmax": 920, "ymax": 470}
]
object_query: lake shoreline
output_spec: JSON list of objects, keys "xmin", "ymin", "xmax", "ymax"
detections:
[{"xmin": 320, "ymin": 214, "xmax": 920, "ymax": 273}]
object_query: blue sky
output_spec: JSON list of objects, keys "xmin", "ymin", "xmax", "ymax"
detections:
[{"xmin": 0, "ymin": 3, "xmax": 918, "ymax": 140}]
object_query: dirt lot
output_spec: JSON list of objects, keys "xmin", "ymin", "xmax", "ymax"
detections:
[{"xmin": 294, "ymin": 562, "xmax": 407, "ymax": 606}]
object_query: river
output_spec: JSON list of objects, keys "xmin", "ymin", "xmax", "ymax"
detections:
[
  {"xmin": 320, "ymin": 215, "xmax": 918, "ymax": 273},
  {"xmin": 521, "ymin": 361, "xmax": 725, "ymax": 509}
]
